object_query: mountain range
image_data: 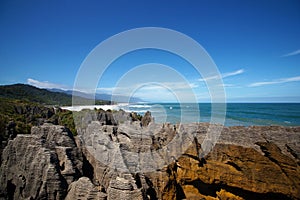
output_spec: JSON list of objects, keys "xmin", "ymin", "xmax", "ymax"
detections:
[
  {"xmin": 0, "ymin": 84, "xmax": 143, "ymax": 106},
  {"xmin": 48, "ymin": 88, "xmax": 144, "ymax": 103}
]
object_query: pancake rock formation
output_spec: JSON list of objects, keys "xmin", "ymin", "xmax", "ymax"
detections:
[{"xmin": 0, "ymin": 110, "xmax": 299, "ymax": 200}]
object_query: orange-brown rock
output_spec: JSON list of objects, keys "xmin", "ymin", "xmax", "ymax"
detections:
[{"xmin": 160, "ymin": 125, "xmax": 300, "ymax": 200}]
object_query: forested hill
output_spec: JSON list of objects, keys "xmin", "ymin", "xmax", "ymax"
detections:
[{"xmin": 0, "ymin": 84, "xmax": 111, "ymax": 106}]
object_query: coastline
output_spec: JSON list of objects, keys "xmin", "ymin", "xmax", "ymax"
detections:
[
  {"xmin": 61, "ymin": 104, "xmax": 121, "ymax": 111},
  {"xmin": 60, "ymin": 103, "xmax": 300, "ymax": 127}
]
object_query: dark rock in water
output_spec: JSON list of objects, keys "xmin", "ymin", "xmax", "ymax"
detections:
[{"xmin": 0, "ymin": 110, "xmax": 300, "ymax": 200}]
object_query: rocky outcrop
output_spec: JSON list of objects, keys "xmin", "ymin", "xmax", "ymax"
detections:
[
  {"xmin": 0, "ymin": 102, "xmax": 56, "ymax": 151},
  {"xmin": 162, "ymin": 125, "xmax": 300, "ymax": 200},
  {"xmin": 107, "ymin": 176, "xmax": 143, "ymax": 199},
  {"xmin": 141, "ymin": 111, "xmax": 153, "ymax": 127},
  {"xmin": 0, "ymin": 124, "xmax": 83, "ymax": 200},
  {"xmin": 13, "ymin": 104, "xmax": 55, "ymax": 119},
  {"xmin": 65, "ymin": 177, "xmax": 107, "ymax": 200},
  {"xmin": 0, "ymin": 111, "xmax": 299, "ymax": 200},
  {"xmin": 76, "ymin": 114, "xmax": 300, "ymax": 200}
]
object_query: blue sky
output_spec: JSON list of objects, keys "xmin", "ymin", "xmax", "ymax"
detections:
[{"xmin": 0, "ymin": 0, "xmax": 300, "ymax": 102}]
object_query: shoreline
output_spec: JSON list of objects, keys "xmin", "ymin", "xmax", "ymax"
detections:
[
  {"xmin": 61, "ymin": 104, "xmax": 121, "ymax": 112},
  {"xmin": 60, "ymin": 103, "xmax": 300, "ymax": 127},
  {"xmin": 59, "ymin": 105, "xmax": 300, "ymax": 128}
]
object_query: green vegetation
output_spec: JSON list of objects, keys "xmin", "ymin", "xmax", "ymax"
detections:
[
  {"xmin": 0, "ymin": 84, "xmax": 112, "ymax": 106},
  {"xmin": 57, "ymin": 110, "xmax": 76, "ymax": 134},
  {"xmin": 0, "ymin": 97, "xmax": 81, "ymax": 166},
  {"xmin": 0, "ymin": 84, "xmax": 141, "ymax": 151},
  {"xmin": 0, "ymin": 97, "xmax": 51, "ymax": 141},
  {"xmin": 0, "ymin": 97, "xmax": 78, "ymax": 144},
  {"xmin": 0, "ymin": 84, "xmax": 72, "ymax": 106}
]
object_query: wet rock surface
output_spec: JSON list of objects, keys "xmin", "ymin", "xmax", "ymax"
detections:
[{"xmin": 0, "ymin": 111, "xmax": 299, "ymax": 199}]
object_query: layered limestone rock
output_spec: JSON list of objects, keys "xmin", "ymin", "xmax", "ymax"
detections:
[
  {"xmin": 107, "ymin": 176, "xmax": 143, "ymax": 199},
  {"xmin": 65, "ymin": 177, "xmax": 107, "ymax": 200},
  {"xmin": 76, "ymin": 111, "xmax": 300, "ymax": 200},
  {"xmin": 0, "ymin": 124, "xmax": 83, "ymax": 200},
  {"xmin": 162, "ymin": 125, "xmax": 300, "ymax": 200},
  {"xmin": 0, "ymin": 110, "xmax": 299, "ymax": 200}
]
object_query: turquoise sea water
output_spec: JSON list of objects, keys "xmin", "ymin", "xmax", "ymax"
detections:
[{"xmin": 118, "ymin": 103, "xmax": 300, "ymax": 126}]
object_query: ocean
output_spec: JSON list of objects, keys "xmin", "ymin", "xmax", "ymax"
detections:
[{"xmin": 118, "ymin": 103, "xmax": 300, "ymax": 126}]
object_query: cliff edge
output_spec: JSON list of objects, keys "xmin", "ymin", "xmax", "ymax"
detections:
[{"xmin": 0, "ymin": 111, "xmax": 299, "ymax": 200}]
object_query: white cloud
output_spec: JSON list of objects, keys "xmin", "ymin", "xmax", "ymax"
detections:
[
  {"xmin": 281, "ymin": 76, "xmax": 300, "ymax": 82},
  {"xmin": 27, "ymin": 78, "xmax": 69, "ymax": 90},
  {"xmin": 222, "ymin": 69, "xmax": 244, "ymax": 78},
  {"xmin": 97, "ymin": 81, "xmax": 198, "ymax": 94},
  {"xmin": 159, "ymin": 82, "xmax": 198, "ymax": 89},
  {"xmin": 222, "ymin": 83, "xmax": 235, "ymax": 87},
  {"xmin": 199, "ymin": 69, "xmax": 244, "ymax": 81},
  {"xmin": 248, "ymin": 81, "xmax": 277, "ymax": 87},
  {"xmin": 249, "ymin": 76, "xmax": 300, "ymax": 87},
  {"xmin": 281, "ymin": 49, "xmax": 300, "ymax": 57}
]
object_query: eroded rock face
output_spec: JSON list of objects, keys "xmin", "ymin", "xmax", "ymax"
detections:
[
  {"xmin": 107, "ymin": 176, "xmax": 143, "ymax": 200},
  {"xmin": 1, "ymin": 111, "xmax": 300, "ymax": 200},
  {"xmin": 76, "ymin": 116, "xmax": 300, "ymax": 200},
  {"xmin": 0, "ymin": 124, "xmax": 83, "ymax": 200},
  {"xmin": 163, "ymin": 126, "xmax": 300, "ymax": 200},
  {"xmin": 141, "ymin": 111, "xmax": 153, "ymax": 127},
  {"xmin": 65, "ymin": 177, "xmax": 107, "ymax": 200}
]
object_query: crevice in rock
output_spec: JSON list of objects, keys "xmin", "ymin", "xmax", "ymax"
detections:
[
  {"xmin": 285, "ymin": 144, "xmax": 299, "ymax": 160},
  {"xmin": 225, "ymin": 161, "xmax": 242, "ymax": 171},
  {"xmin": 52, "ymin": 151, "xmax": 69, "ymax": 190},
  {"xmin": 145, "ymin": 176, "xmax": 158, "ymax": 200},
  {"xmin": 185, "ymin": 179, "xmax": 292, "ymax": 200},
  {"xmin": 58, "ymin": 173, "xmax": 69, "ymax": 198},
  {"xmin": 182, "ymin": 153, "xmax": 206, "ymax": 167},
  {"xmin": 175, "ymin": 184, "xmax": 186, "ymax": 200},
  {"xmin": 163, "ymin": 161, "xmax": 186, "ymax": 200},
  {"xmin": 194, "ymin": 137, "xmax": 201, "ymax": 157},
  {"xmin": 7, "ymin": 180, "xmax": 16, "ymax": 200},
  {"xmin": 108, "ymin": 134, "xmax": 113, "ymax": 141},
  {"xmin": 255, "ymin": 142, "xmax": 292, "ymax": 180},
  {"xmin": 256, "ymin": 142, "xmax": 277, "ymax": 163},
  {"xmin": 49, "ymin": 151, "xmax": 69, "ymax": 199},
  {"xmin": 18, "ymin": 175, "xmax": 26, "ymax": 197},
  {"xmin": 60, "ymin": 162, "xmax": 65, "ymax": 171},
  {"xmin": 187, "ymin": 179, "xmax": 219, "ymax": 197},
  {"xmin": 82, "ymin": 153, "xmax": 95, "ymax": 183},
  {"xmin": 64, "ymin": 127, "xmax": 76, "ymax": 144},
  {"xmin": 119, "ymin": 132, "xmax": 131, "ymax": 139},
  {"xmin": 134, "ymin": 173, "xmax": 142, "ymax": 188}
]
